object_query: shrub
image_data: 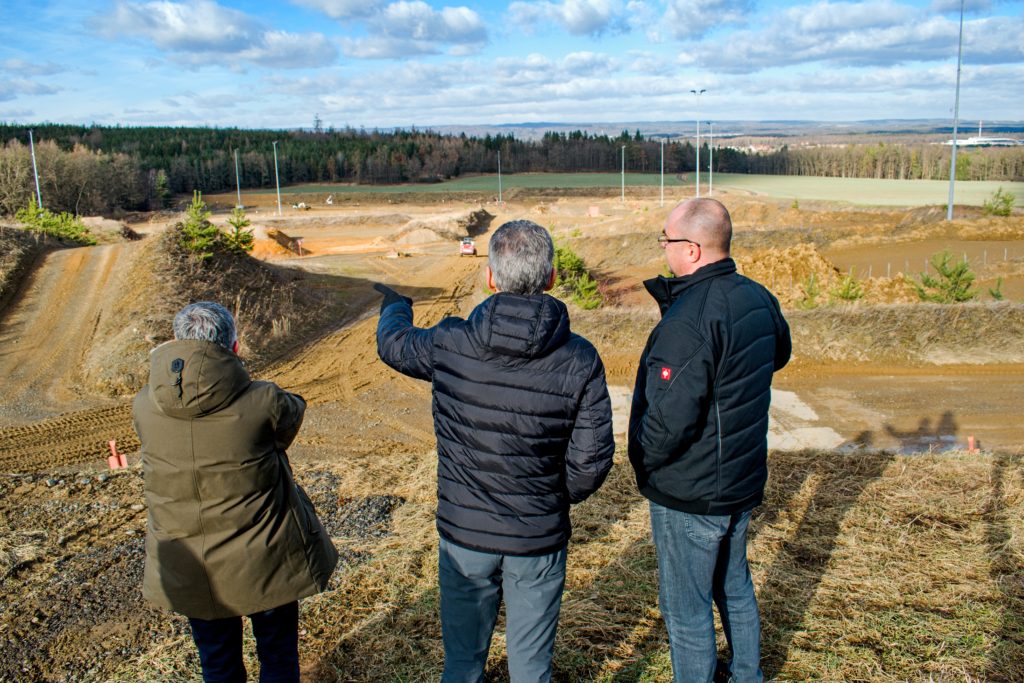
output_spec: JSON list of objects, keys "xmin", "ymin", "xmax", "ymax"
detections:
[
  {"xmin": 798, "ymin": 272, "xmax": 821, "ymax": 309},
  {"xmin": 15, "ymin": 197, "xmax": 96, "ymax": 245},
  {"xmin": 989, "ymin": 277, "xmax": 1005, "ymax": 301},
  {"xmin": 553, "ymin": 243, "xmax": 603, "ymax": 309},
  {"xmin": 830, "ymin": 270, "xmax": 864, "ymax": 303},
  {"xmin": 982, "ymin": 187, "xmax": 1015, "ymax": 217},
  {"xmin": 911, "ymin": 250, "xmax": 976, "ymax": 303},
  {"xmin": 222, "ymin": 206, "xmax": 254, "ymax": 254},
  {"xmin": 178, "ymin": 191, "xmax": 220, "ymax": 261}
]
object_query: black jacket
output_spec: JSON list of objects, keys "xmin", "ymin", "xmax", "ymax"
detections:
[
  {"xmin": 628, "ymin": 258, "xmax": 790, "ymax": 515},
  {"xmin": 377, "ymin": 292, "xmax": 614, "ymax": 556}
]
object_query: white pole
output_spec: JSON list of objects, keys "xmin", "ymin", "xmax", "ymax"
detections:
[
  {"xmin": 691, "ymin": 89, "xmax": 705, "ymax": 198},
  {"xmin": 29, "ymin": 130, "xmax": 42, "ymax": 209},
  {"xmin": 947, "ymin": 0, "xmax": 964, "ymax": 222},
  {"xmin": 272, "ymin": 141, "xmax": 282, "ymax": 216},
  {"xmin": 497, "ymin": 150, "xmax": 502, "ymax": 203},
  {"xmin": 709, "ymin": 123, "xmax": 714, "ymax": 196},
  {"xmin": 621, "ymin": 145, "xmax": 626, "ymax": 202},
  {"xmin": 234, "ymin": 149, "xmax": 242, "ymax": 208},
  {"xmin": 660, "ymin": 138, "xmax": 665, "ymax": 207}
]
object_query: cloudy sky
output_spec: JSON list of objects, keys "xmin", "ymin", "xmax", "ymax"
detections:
[{"xmin": 0, "ymin": 0, "xmax": 1021, "ymax": 129}]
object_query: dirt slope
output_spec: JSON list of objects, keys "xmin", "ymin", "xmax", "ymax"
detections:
[{"xmin": 0, "ymin": 245, "xmax": 127, "ymax": 422}]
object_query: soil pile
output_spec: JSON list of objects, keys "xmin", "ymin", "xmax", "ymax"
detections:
[
  {"xmin": 82, "ymin": 227, "xmax": 333, "ymax": 396},
  {"xmin": 393, "ymin": 208, "xmax": 493, "ymax": 244},
  {"xmin": 0, "ymin": 226, "xmax": 45, "ymax": 309}
]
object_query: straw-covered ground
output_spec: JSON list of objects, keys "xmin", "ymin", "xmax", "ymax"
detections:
[{"xmin": 86, "ymin": 447, "xmax": 1023, "ymax": 682}]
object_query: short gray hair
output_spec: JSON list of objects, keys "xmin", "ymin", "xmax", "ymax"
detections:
[
  {"xmin": 173, "ymin": 302, "xmax": 236, "ymax": 349},
  {"xmin": 488, "ymin": 220, "xmax": 554, "ymax": 295}
]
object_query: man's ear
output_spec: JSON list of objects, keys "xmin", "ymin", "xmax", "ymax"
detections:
[
  {"xmin": 486, "ymin": 266, "xmax": 498, "ymax": 293},
  {"xmin": 231, "ymin": 339, "xmax": 240, "ymax": 355},
  {"xmin": 544, "ymin": 267, "xmax": 556, "ymax": 291}
]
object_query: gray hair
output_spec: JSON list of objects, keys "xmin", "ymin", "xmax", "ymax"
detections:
[
  {"xmin": 488, "ymin": 220, "xmax": 554, "ymax": 295},
  {"xmin": 173, "ymin": 302, "xmax": 236, "ymax": 349}
]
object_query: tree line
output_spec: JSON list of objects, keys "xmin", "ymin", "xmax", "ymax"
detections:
[{"xmin": 1, "ymin": 124, "xmax": 1021, "ymax": 216}]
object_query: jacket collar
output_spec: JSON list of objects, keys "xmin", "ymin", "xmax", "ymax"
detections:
[{"xmin": 643, "ymin": 258, "xmax": 737, "ymax": 315}]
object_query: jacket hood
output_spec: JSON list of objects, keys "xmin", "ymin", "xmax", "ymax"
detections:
[
  {"xmin": 147, "ymin": 339, "xmax": 251, "ymax": 419},
  {"xmin": 644, "ymin": 258, "xmax": 737, "ymax": 315},
  {"xmin": 470, "ymin": 292, "xmax": 571, "ymax": 359}
]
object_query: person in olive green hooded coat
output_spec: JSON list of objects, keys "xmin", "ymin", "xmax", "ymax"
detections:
[{"xmin": 133, "ymin": 301, "xmax": 337, "ymax": 683}]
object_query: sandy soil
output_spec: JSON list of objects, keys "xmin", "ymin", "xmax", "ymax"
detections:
[{"xmin": 0, "ymin": 190, "xmax": 1022, "ymax": 680}]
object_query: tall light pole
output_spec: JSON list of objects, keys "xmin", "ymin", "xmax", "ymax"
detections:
[
  {"xmin": 28, "ymin": 130, "xmax": 42, "ymax": 209},
  {"xmin": 708, "ymin": 122, "xmax": 714, "ymax": 197},
  {"xmin": 272, "ymin": 141, "xmax": 282, "ymax": 216},
  {"xmin": 691, "ymin": 89, "xmax": 706, "ymax": 197},
  {"xmin": 947, "ymin": 0, "xmax": 965, "ymax": 221},
  {"xmin": 497, "ymin": 150, "xmax": 502, "ymax": 204},
  {"xmin": 233, "ymin": 149, "xmax": 242, "ymax": 208},
  {"xmin": 660, "ymin": 138, "xmax": 665, "ymax": 207},
  {"xmin": 621, "ymin": 144, "xmax": 626, "ymax": 202}
]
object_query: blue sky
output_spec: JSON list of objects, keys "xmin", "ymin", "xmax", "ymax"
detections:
[{"xmin": 0, "ymin": 0, "xmax": 1021, "ymax": 128}]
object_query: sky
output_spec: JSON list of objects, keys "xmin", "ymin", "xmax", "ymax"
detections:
[{"xmin": 0, "ymin": 0, "xmax": 1021, "ymax": 129}]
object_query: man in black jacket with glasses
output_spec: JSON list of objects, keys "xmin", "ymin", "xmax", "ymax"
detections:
[{"xmin": 629, "ymin": 198, "xmax": 791, "ymax": 683}]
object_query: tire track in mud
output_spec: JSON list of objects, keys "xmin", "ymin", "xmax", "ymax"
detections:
[{"xmin": 0, "ymin": 403, "xmax": 137, "ymax": 473}]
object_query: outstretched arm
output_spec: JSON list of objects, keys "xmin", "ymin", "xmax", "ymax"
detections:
[{"xmin": 375, "ymin": 284, "xmax": 436, "ymax": 381}]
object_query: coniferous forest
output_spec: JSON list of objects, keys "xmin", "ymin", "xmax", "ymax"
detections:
[{"xmin": 1, "ymin": 124, "xmax": 1021, "ymax": 216}]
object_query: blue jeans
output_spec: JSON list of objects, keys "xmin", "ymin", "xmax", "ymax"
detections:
[
  {"xmin": 649, "ymin": 503, "xmax": 763, "ymax": 683},
  {"xmin": 188, "ymin": 601, "xmax": 299, "ymax": 683},
  {"xmin": 438, "ymin": 537, "xmax": 567, "ymax": 683}
]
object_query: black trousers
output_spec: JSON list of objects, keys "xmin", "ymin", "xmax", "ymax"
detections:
[{"xmin": 187, "ymin": 601, "xmax": 300, "ymax": 683}]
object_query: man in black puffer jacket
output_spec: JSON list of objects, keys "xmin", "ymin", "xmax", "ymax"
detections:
[
  {"xmin": 629, "ymin": 198, "xmax": 790, "ymax": 683},
  {"xmin": 376, "ymin": 219, "xmax": 614, "ymax": 683}
]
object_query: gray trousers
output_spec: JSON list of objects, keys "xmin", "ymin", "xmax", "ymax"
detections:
[{"xmin": 438, "ymin": 537, "xmax": 567, "ymax": 683}]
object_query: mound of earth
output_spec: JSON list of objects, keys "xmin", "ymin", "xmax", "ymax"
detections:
[
  {"xmin": 81, "ymin": 227, "xmax": 334, "ymax": 396},
  {"xmin": 393, "ymin": 208, "xmax": 493, "ymax": 244},
  {"xmin": 0, "ymin": 226, "xmax": 46, "ymax": 310}
]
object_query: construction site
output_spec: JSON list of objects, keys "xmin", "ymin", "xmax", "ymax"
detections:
[{"xmin": 1, "ymin": 185, "xmax": 1022, "ymax": 681}]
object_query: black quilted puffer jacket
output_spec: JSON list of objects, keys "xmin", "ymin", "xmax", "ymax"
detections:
[
  {"xmin": 628, "ymin": 258, "xmax": 791, "ymax": 516},
  {"xmin": 377, "ymin": 292, "xmax": 614, "ymax": 556}
]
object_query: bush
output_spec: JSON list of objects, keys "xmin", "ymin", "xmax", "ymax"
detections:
[
  {"xmin": 553, "ymin": 243, "xmax": 603, "ymax": 309},
  {"xmin": 178, "ymin": 191, "xmax": 220, "ymax": 261},
  {"xmin": 798, "ymin": 272, "xmax": 821, "ymax": 310},
  {"xmin": 982, "ymin": 187, "xmax": 1015, "ymax": 217},
  {"xmin": 830, "ymin": 270, "xmax": 864, "ymax": 303},
  {"xmin": 222, "ymin": 206, "xmax": 254, "ymax": 254},
  {"xmin": 14, "ymin": 197, "xmax": 96, "ymax": 245},
  {"xmin": 989, "ymin": 277, "xmax": 1005, "ymax": 301},
  {"xmin": 911, "ymin": 250, "xmax": 976, "ymax": 303}
]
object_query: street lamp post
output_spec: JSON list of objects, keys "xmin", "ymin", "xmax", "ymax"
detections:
[
  {"xmin": 272, "ymin": 141, "xmax": 282, "ymax": 216},
  {"xmin": 497, "ymin": 150, "xmax": 502, "ymax": 204},
  {"xmin": 947, "ymin": 0, "xmax": 965, "ymax": 221},
  {"xmin": 708, "ymin": 122, "xmax": 714, "ymax": 196},
  {"xmin": 233, "ymin": 149, "xmax": 242, "ymax": 208},
  {"xmin": 28, "ymin": 129, "xmax": 42, "ymax": 209},
  {"xmin": 691, "ymin": 89, "xmax": 706, "ymax": 197},
  {"xmin": 660, "ymin": 138, "xmax": 665, "ymax": 207},
  {"xmin": 621, "ymin": 145, "xmax": 626, "ymax": 202}
]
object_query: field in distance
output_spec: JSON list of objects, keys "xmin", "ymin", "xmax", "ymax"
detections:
[{"xmin": 247, "ymin": 172, "xmax": 1024, "ymax": 208}]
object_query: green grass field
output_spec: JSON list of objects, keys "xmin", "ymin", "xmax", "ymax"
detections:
[{"xmin": 250, "ymin": 173, "xmax": 1024, "ymax": 208}]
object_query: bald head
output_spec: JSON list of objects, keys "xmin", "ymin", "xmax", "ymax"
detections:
[{"xmin": 664, "ymin": 198, "xmax": 732, "ymax": 258}]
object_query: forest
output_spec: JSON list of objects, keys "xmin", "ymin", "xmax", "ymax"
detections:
[{"xmin": 1, "ymin": 123, "xmax": 1022, "ymax": 216}]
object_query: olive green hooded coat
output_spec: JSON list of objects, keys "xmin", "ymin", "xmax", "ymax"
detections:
[{"xmin": 133, "ymin": 339, "xmax": 338, "ymax": 620}]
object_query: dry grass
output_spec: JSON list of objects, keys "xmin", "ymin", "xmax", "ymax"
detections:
[
  {"xmin": 108, "ymin": 448, "xmax": 1024, "ymax": 682},
  {"xmin": 0, "ymin": 225, "xmax": 45, "ymax": 309}
]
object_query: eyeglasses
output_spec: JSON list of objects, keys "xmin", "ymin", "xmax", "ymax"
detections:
[{"xmin": 658, "ymin": 232, "xmax": 701, "ymax": 248}]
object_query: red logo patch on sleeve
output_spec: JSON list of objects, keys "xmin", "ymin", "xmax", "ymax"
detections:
[{"xmin": 660, "ymin": 367, "xmax": 672, "ymax": 381}]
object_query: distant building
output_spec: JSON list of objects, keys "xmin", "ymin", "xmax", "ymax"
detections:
[{"xmin": 944, "ymin": 136, "xmax": 1024, "ymax": 147}]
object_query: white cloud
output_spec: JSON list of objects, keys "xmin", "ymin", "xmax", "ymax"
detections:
[
  {"xmin": 930, "ymin": 0, "xmax": 991, "ymax": 12},
  {"xmin": 663, "ymin": 0, "xmax": 753, "ymax": 40},
  {"xmin": 2, "ymin": 60, "xmax": 64, "ymax": 77},
  {"xmin": 100, "ymin": 0, "xmax": 338, "ymax": 68},
  {"xmin": 290, "ymin": 0, "xmax": 386, "ymax": 19},
  {"xmin": 0, "ymin": 79, "xmax": 61, "ymax": 102},
  {"xmin": 342, "ymin": 1, "xmax": 487, "ymax": 58},
  {"xmin": 508, "ymin": 0, "xmax": 628, "ymax": 36}
]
